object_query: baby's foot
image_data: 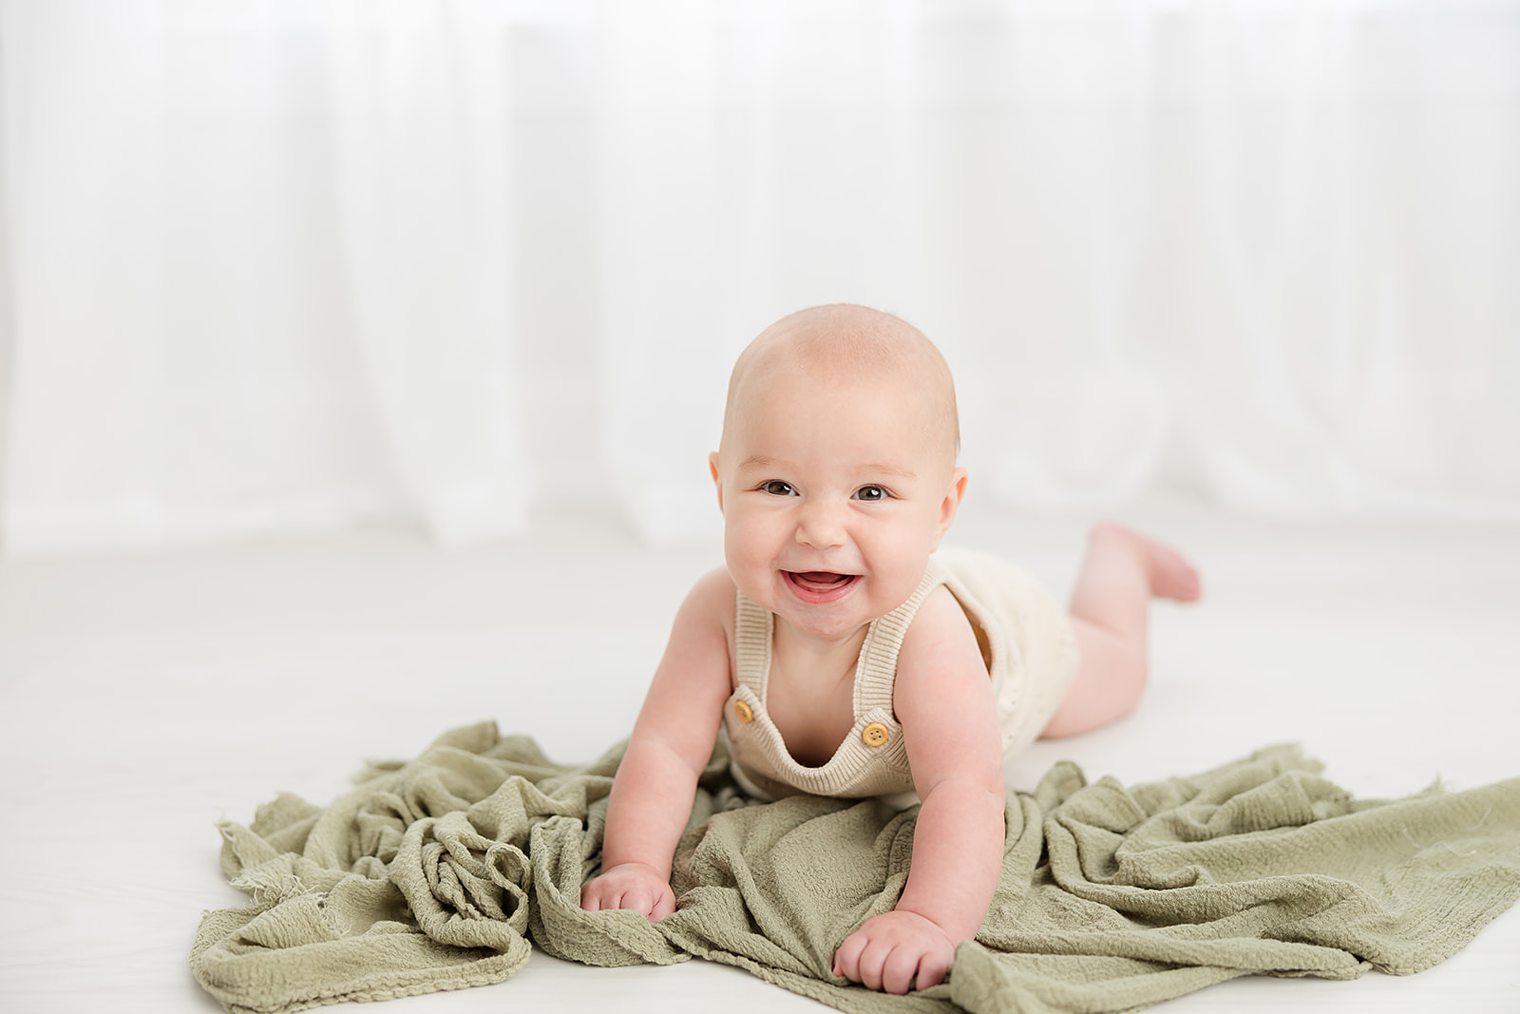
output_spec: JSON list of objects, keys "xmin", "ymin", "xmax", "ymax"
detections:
[{"xmin": 1091, "ymin": 521, "xmax": 1202, "ymax": 602}]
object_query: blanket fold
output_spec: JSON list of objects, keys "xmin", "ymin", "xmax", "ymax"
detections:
[{"xmin": 191, "ymin": 722, "xmax": 1520, "ymax": 1014}]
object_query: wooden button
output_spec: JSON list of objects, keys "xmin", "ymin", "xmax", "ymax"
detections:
[
  {"xmin": 734, "ymin": 700, "xmax": 754, "ymax": 724},
  {"xmin": 861, "ymin": 722, "xmax": 890, "ymax": 748}
]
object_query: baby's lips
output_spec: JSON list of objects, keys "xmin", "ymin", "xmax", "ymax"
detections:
[
  {"xmin": 789, "ymin": 571, "xmax": 859, "ymax": 589},
  {"xmin": 782, "ymin": 569, "xmax": 862, "ymax": 604}
]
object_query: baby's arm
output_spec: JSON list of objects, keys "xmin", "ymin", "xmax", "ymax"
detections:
[
  {"xmin": 832, "ymin": 588, "xmax": 1005, "ymax": 994},
  {"xmin": 580, "ymin": 566, "xmax": 734, "ymax": 919}
]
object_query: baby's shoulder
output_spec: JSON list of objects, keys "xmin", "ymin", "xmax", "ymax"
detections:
[
  {"xmin": 890, "ymin": 585, "xmax": 993, "ymax": 747},
  {"xmin": 680, "ymin": 564, "xmax": 738, "ymax": 637},
  {"xmin": 895, "ymin": 585, "xmax": 984, "ymax": 681},
  {"xmin": 681, "ymin": 566, "xmax": 739, "ymax": 685}
]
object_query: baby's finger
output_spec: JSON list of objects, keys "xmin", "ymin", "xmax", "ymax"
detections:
[
  {"xmin": 833, "ymin": 934, "xmax": 866, "ymax": 982},
  {"xmin": 635, "ymin": 890, "xmax": 661, "ymax": 918},
  {"xmin": 858, "ymin": 939, "xmax": 895, "ymax": 992},
  {"xmin": 915, "ymin": 949, "xmax": 952, "ymax": 990},
  {"xmin": 580, "ymin": 884, "xmax": 602, "ymax": 912},
  {"xmin": 650, "ymin": 888, "xmax": 676, "ymax": 921},
  {"xmin": 881, "ymin": 946, "xmax": 922, "ymax": 995}
]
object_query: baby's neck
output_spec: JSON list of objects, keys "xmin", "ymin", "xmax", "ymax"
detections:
[{"xmin": 771, "ymin": 619, "xmax": 871, "ymax": 687}]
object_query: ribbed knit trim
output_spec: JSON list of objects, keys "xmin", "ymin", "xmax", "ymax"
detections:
[
  {"xmin": 734, "ymin": 588, "xmax": 772, "ymax": 697},
  {"xmin": 852, "ymin": 563, "xmax": 943, "ymax": 716}
]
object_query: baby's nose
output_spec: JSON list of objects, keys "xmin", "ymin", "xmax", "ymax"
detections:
[{"xmin": 794, "ymin": 501, "xmax": 847, "ymax": 549}]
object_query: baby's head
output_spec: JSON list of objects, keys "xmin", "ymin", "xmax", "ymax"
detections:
[{"xmin": 709, "ymin": 304, "xmax": 967, "ymax": 638}]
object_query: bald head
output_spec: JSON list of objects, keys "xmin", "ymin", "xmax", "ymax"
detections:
[{"xmin": 718, "ymin": 303, "xmax": 960, "ymax": 469}]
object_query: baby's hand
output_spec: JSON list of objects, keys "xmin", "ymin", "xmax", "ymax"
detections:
[
  {"xmin": 579, "ymin": 861, "xmax": 676, "ymax": 921},
  {"xmin": 832, "ymin": 909, "xmax": 955, "ymax": 994}
]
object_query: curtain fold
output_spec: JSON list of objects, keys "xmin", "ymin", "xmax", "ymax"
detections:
[
  {"xmin": 1, "ymin": 1, "xmax": 1516, "ymax": 553},
  {"xmin": 0, "ymin": 0, "xmax": 529, "ymax": 553},
  {"xmin": 327, "ymin": 0, "xmax": 527, "ymax": 544}
]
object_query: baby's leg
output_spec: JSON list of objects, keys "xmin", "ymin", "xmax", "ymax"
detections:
[{"xmin": 1039, "ymin": 522, "xmax": 1201, "ymax": 740}]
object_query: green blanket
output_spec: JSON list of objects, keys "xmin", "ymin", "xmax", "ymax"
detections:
[{"xmin": 191, "ymin": 721, "xmax": 1520, "ymax": 1013}]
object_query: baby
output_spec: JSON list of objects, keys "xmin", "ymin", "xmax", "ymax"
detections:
[{"xmin": 580, "ymin": 303, "xmax": 1201, "ymax": 995}]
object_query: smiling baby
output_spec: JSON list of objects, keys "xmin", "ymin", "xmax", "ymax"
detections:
[{"xmin": 580, "ymin": 303, "xmax": 1201, "ymax": 995}]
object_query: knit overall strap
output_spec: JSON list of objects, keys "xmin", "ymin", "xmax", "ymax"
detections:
[
  {"xmin": 850, "ymin": 563, "xmax": 943, "ymax": 718},
  {"xmin": 733, "ymin": 588, "xmax": 773, "ymax": 697}
]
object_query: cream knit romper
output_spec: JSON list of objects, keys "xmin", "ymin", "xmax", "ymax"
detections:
[{"xmin": 720, "ymin": 545, "xmax": 1079, "ymax": 807}]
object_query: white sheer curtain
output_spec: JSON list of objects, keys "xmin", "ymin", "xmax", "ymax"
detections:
[
  {"xmin": 0, "ymin": 0, "xmax": 526, "ymax": 552},
  {"xmin": 2, "ymin": 0, "xmax": 1516, "ymax": 554},
  {"xmin": 590, "ymin": 0, "xmax": 1520, "ymax": 539}
]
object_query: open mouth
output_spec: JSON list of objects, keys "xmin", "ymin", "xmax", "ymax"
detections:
[{"xmin": 782, "ymin": 570, "xmax": 861, "ymax": 604}]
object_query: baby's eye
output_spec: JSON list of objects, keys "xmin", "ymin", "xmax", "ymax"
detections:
[
  {"xmin": 853, "ymin": 485, "xmax": 890, "ymax": 502},
  {"xmin": 761, "ymin": 480, "xmax": 797, "ymax": 496}
]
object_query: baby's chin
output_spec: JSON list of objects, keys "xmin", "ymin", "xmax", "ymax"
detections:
[{"xmin": 773, "ymin": 606, "xmax": 870, "ymax": 642}]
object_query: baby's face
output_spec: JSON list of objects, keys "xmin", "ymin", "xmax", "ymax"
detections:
[{"xmin": 711, "ymin": 363, "xmax": 965, "ymax": 641}]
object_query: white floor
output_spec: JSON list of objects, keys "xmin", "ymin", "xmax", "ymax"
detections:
[{"xmin": 1, "ymin": 492, "xmax": 1518, "ymax": 1013}]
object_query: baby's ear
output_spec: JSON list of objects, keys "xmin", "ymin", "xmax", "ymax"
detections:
[
  {"xmin": 708, "ymin": 452, "xmax": 724, "ymax": 512},
  {"xmin": 935, "ymin": 467, "xmax": 968, "ymax": 541}
]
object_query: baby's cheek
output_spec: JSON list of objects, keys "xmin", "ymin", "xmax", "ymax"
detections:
[{"xmin": 724, "ymin": 529, "xmax": 771, "ymax": 591}]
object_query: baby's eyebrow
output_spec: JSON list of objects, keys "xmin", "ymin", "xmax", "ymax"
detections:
[
  {"xmin": 738, "ymin": 454, "xmax": 915, "ymax": 481},
  {"xmin": 859, "ymin": 464, "xmax": 917, "ymax": 480}
]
